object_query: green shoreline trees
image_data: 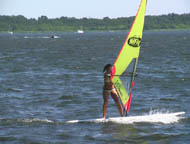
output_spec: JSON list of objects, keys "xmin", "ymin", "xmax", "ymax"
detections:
[{"xmin": 0, "ymin": 13, "xmax": 190, "ymax": 32}]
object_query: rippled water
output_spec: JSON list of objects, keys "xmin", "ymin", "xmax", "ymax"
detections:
[{"xmin": 0, "ymin": 31, "xmax": 190, "ymax": 143}]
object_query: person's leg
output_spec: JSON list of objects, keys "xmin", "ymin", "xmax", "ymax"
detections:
[
  {"xmin": 103, "ymin": 91, "xmax": 109, "ymax": 119},
  {"xmin": 111, "ymin": 90, "xmax": 123, "ymax": 116}
]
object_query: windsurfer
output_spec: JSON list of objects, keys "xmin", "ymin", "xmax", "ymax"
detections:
[{"xmin": 103, "ymin": 64, "xmax": 123, "ymax": 119}]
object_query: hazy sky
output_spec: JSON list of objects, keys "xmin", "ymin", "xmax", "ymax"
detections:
[{"xmin": 0, "ymin": 0, "xmax": 190, "ymax": 19}]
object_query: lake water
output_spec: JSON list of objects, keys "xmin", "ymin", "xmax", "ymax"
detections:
[{"xmin": 0, "ymin": 30, "xmax": 190, "ymax": 143}]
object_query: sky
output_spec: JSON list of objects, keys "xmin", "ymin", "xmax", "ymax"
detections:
[{"xmin": 0, "ymin": 0, "xmax": 190, "ymax": 19}]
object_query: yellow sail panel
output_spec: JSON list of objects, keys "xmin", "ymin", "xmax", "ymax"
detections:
[
  {"xmin": 112, "ymin": 0, "xmax": 147, "ymax": 110},
  {"xmin": 113, "ymin": 0, "xmax": 147, "ymax": 76},
  {"xmin": 113, "ymin": 77, "xmax": 129, "ymax": 106}
]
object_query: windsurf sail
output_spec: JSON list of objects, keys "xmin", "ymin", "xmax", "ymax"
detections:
[{"xmin": 111, "ymin": 0, "xmax": 147, "ymax": 115}]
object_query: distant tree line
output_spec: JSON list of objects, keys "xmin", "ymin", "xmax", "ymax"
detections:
[{"xmin": 0, "ymin": 13, "xmax": 190, "ymax": 32}]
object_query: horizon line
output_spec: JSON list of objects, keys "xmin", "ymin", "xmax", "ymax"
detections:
[{"xmin": 1, "ymin": 12, "xmax": 190, "ymax": 20}]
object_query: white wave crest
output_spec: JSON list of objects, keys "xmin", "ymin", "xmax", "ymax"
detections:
[{"xmin": 19, "ymin": 118, "xmax": 53, "ymax": 123}]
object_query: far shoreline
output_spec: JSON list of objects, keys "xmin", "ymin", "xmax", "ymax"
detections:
[{"xmin": 0, "ymin": 29, "xmax": 190, "ymax": 34}]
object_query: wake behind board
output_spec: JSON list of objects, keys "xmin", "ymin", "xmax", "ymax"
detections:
[{"xmin": 66, "ymin": 112, "xmax": 185, "ymax": 124}]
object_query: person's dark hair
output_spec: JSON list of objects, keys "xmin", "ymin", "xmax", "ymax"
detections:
[{"xmin": 103, "ymin": 64, "xmax": 112, "ymax": 72}]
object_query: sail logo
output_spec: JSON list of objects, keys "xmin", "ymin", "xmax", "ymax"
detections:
[{"xmin": 128, "ymin": 36, "xmax": 141, "ymax": 47}]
